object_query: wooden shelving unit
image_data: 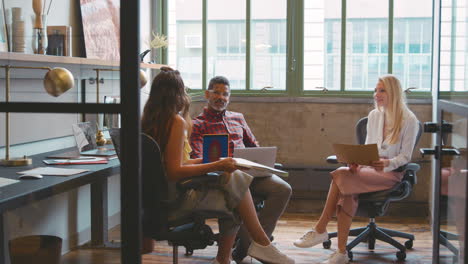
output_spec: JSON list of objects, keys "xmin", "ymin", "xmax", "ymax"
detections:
[{"xmin": 0, "ymin": 52, "xmax": 165, "ymax": 69}]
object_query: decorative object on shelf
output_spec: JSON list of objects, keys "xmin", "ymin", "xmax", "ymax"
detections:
[
  {"xmin": 32, "ymin": 0, "xmax": 53, "ymax": 54},
  {"xmin": 79, "ymin": 0, "xmax": 120, "ymax": 61},
  {"xmin": 11, "ymin": 7, "xmax": 25, "ymax": 53},
  {"xmin": 47, "ymin": 25, "xmax": 72, "ymax": 56},
  {"xmin": 150, "ymin": 32, "xmax": 168, "ymax": 49},
  {"xmin": 139, "ymin": 32, "xmax": 168, "ymax": 62},
  {"xmin": 95, "ymin": 130, "xmax": 106, "ymax": 146},
  {"xmin": 0, "ymin": 65, "xmax": 74, "ymax": 166},
  {"xmin": 0, "ymin": 0, "xmax": 8, "ymax": 52}
]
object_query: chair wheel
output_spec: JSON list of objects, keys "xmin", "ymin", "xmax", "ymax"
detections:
[
  {"xmin": 405, "ymin": 240, "xmax": 413, "ymax": 249},
  {"xmin": 323, "ymin": 240, "xmax": 331, "ymax": 249},
  {"xmin": 396, "ymin": 251, "xmax": 406, "ymax": 261},
  {"xmin": 347, "ymin": 251, "xmax": 353, "ymax": 261},
  {"xmin": 185, "ymin": 249, "xmax": 193, "ymax": 256}
]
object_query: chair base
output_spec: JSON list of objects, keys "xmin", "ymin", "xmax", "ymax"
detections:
[
  {"xmin": 324, "ymin": 219, "xmax": 414, "ymax": 261},
  {"xmin": 440, "ymin": 230, "xmax": 459, "ymax": 259}
]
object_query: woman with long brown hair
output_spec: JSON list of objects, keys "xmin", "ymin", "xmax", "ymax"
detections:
[
  {"xmin": 293, "ymin": 74, "xmax": 419, "ymax": 264},
  {"xmin": 141, "ymin": 67, "xmax": 294, "ymax": 264}
]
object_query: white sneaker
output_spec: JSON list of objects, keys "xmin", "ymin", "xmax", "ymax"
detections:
[
  {"xmin": 327, "ymin": 251, "xmax": 349, "ymax": 264},
  {"xmin": 212, "ymin": 259, "xmax": 236, "ymax": 264},
  {"xmin": 247, "ymin": 241, "xmax": 295, "ymax": 264},
  {"xmin": 293, "ymin": 229, "xmax": 328, "ymax": 248}
]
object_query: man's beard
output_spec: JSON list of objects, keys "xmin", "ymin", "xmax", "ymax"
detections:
[{"xmin": 209, "ymin": 99, "xmax": 227, "ymax": 111}]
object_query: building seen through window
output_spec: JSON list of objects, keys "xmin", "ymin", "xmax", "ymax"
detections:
[{"xmin": 168, "ymin": 0, "xmax": 433, "ymax": 93}]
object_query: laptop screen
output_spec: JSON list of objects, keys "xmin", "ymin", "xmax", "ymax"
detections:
[{"xmin": 233, "ymin": 147, "xmax": 277, "ymax": 177}]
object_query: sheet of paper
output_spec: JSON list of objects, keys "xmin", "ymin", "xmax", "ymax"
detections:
[
  {"xmin": 0, "ymin": 177, "xmax": 20, "ymax": 188},
  {"xmin": 332, "ymin": 143, "xmax": 380, "ymax": 166},
  {"xmin": 17, "ymin": 167, "xmax": 89, "ymax": 176},
  {"xmin": 72, "ymin": 124, "xmax": 89, "ymax": 152},
  {"xmin": 229, "ymin": 158, "xmax": 289, "ymax": 177}
]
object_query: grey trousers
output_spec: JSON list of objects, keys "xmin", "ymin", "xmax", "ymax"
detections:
[{"xmin": 233, "ymin": 174, "xmax": 292, "ymax": 260}]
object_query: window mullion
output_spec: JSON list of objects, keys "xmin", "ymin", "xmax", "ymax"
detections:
[
  {"xmin": 202, "ymin": 0, "xmax": 208, "ymax": 91},
  {"xmin": 246, "ymin": 0, "xmax": 251, "ymax": 91},
  {"xmin": 388, "ymin": 0, "xmax": 394, "ymax": 73},
  {"xmin": 340, "ymin": 0, "xmax": 347, "ymax": 92},
  {"xmin": 288, "ymin": 0, "xmax": 303, "ymax": 96}
]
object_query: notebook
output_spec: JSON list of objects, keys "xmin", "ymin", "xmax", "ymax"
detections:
[
  {"xmin": 202, "ymin": 134, "xmax": 229, "ymax": 163},
  {"xmin": 233, "ymin": 147, "xmax": 278, "ymax": 177}
]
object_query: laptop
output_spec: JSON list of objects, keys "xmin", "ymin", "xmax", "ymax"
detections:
[{"xmin": 233, "ymin": 147, "xmax": 277, "ymax": 177}]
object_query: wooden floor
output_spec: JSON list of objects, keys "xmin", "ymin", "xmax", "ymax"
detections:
[{"xmin": 61, "ymin": 213, "xmax": 442, "ymax": 264}]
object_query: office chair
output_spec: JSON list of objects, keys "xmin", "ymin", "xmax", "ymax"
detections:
[
  {"xmin": 324, "ymin": 117, "xmax": 423, "ymax": 261},
  {"xmin": 439, "ymin": 195, "xmax": 460, "ymax": 261},
  {"xmin": 110, "ymin": 129, "xmax": 226, "ymax": 264}
]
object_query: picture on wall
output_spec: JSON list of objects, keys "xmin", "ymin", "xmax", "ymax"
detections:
[
  {"xmin": 0, "ymin": 5, "xmax": 8, "ymax": 52},
  {"xmin": 79, "ymin": 0, "xmax": 120, "ymax": 61}
]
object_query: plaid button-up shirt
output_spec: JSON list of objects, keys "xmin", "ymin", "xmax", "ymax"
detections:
[{"xmin": 190, "ymin": 107, "xmax": 259, "ymax": 159}]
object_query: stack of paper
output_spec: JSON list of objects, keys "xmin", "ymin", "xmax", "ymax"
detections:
[
  {"xmin": 230, "ymin": 158, "xmax": 289, "ymax": 177},
  {"xmin": 18, "ymin": 167, "xmax": 89, "ymax": 177},
  {"xmin": 43, "ymin": 157, "xmax": 108, "ymax": 165}
]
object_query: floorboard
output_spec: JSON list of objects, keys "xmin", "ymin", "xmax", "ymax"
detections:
[{"xmin": 61, "ymin": 213, "xmax": 443, "ymax": 264}]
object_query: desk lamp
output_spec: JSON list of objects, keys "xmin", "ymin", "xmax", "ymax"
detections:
[{"xmin": 0, "ymin": 65, "xmax": 74, "ymax": 166}]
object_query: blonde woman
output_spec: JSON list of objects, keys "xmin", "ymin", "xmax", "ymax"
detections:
[
  {"xmin": 293, "ymin": 74, "xmax": 419, "ymax": 264},
  {"xmin": 141, "ymin": 67, "xmax": 294, "ymax": 264}
]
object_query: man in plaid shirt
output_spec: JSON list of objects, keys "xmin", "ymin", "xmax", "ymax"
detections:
[{"xmin": 190, "ymin": 76, "xmax": 292, "ymax": 263}]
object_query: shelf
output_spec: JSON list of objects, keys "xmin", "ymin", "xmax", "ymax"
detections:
[{"xmin": 0, "ymin": 52, "xmax": 166, "ymax": 69}]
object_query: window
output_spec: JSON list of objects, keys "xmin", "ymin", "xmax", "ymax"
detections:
[
  {"xmin": 439, "ymin": 0, "xmax": 468, "ymax": 92},
  {"xmin": 167, "ymin": 0, "xmax": 203, "ymax": 90},
  {"xmin": 165, "ymin": 0, "xmax": 432, "ymax": 95}
]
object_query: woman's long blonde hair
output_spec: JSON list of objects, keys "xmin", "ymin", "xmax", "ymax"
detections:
[
  {"xmin": 375, "ymin": 74, "xmax": 410, "ymax": 144},
  {"xmin": 141, "ymin": 67, "xmax": 192, "ymax": 154}
]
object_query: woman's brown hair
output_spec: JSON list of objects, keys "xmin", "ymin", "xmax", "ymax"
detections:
[{"xmin": 141, "ymin": 67, "xmax": 191, "ymax": 154}]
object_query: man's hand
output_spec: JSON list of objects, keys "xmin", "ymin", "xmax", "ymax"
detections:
[{"xmin": 371, "ymin": 159, "xmax": 390, "ymax": 171}]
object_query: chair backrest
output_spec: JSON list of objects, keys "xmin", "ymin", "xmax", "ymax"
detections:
[
  {"xmin": 109, "ymin": 128, "xmax": 121, "ymax": 160},
  {"xmin": 355, "ymin": 116, "xmax": 423, "ymax": 150},
  {"xmin": 109, "ymin": 128, "xmax": 169, "ymax": 237},
  {"xmin": 141, "ymin": 133, "xmax": 170, "ymax": 237}
]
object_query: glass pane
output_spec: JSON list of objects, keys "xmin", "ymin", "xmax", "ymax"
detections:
[
  {"xmin": 251, "ymin": 0, "xmax": 287, "ymax": 91},
  {"xmin": 439, "ymin": 111, "xmax": 467, "ymax": 264},
  {"xmin": 167, "ymin": 0, "xmax": 203, "ymax": 90},
  {"xmin": 440, "ymin": 0, "xmax": 468, "ymax": 103},
  {"xmin": 304, "ymin": 0, "xmax": 341, "ymax": 91},
  {"xmin": 394, "ymin": 0, "xmax": 432, "ymax": 92},
  {"xmin": 207, "ymin": 0, "xmax": 246, "ymax": 90},
  {"xmin": 346, "ymin": 0, "xmax": 388, "ymax": 90}
]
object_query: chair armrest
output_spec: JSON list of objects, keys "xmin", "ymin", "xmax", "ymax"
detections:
[
  {"xmin": 177, "ymin": 172, "xmax": 221, "ymax": 190},
  {"xmin": 274, "ymin": 163, "xmax": 283, "ymax": 170},
  {"xmin": 394, "ymin": 163, "xmax": 420, "ymax": 185},
  {"xmin": 326, "ymin": 155, "xmax": 338, "ymax": 164}
]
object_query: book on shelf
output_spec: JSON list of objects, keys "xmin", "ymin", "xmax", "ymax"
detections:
[{"xmin": 47, "ymin": 25, "xmax": 72, "ymax": 56}]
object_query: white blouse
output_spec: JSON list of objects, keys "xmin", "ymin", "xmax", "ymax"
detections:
[{"xmin": 365, "ymin": 109, "xmax": 419, "ymax": 172}]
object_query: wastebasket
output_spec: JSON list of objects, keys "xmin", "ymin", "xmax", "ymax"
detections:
[{"xmin": 9, "ymin": 235, "xmax": 62, "ymax": 264}]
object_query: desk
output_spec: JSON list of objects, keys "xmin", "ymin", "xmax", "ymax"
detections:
[{"xmin": 0, "ymin": 148, "xmax": 120, "ymax": 263}]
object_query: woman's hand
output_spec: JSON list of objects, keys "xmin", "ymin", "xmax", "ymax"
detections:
[
  {"xmin": 348, "ymin": 163, "xmax": 359, "ymax": 173},
  {"xmin": 216, "ymin": 158, "xmax": 238, "ymax": 173},
  {"xmin": 371, "ymin": 158, "xmax": 390, "ymax": 171}
]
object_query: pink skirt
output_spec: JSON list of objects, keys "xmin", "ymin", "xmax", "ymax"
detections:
[{"xmin": 331, "ymin": 166, "xmax": 403, "ymax": 216}]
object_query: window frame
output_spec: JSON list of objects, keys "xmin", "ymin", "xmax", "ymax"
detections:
[{"xmin": 156, "ymin": 0, "xmax": 433, "ymax": 98}]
